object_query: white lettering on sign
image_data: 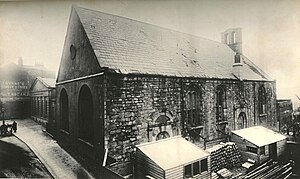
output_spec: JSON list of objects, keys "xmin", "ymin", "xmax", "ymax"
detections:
[{"xmin": 0, "ymin": 81, "xmax": 29, "ymax": 97}]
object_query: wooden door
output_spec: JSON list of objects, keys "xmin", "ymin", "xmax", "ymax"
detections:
[{"xmin": 269, "ymin": 143, "xmax": 277, "ymax": 160}]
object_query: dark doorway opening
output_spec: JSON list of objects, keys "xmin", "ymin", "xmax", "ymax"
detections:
[
  {"xmin": 78, "ymin": 85, "xmax": 94, "ymax": 145},
  {"xmin": 60, "ymin": 89, "xmax": 69, "ymax": 132},
  {"xmin": 237, "ymin": 112, "xmax": 247, "ymax": 129},
  {"xmin": 269, "ymin": 142, "xmax": 277, "ymax": 160}
]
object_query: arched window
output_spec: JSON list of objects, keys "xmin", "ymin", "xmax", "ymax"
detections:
[
  {"xmin": 216, "ymin": 86, "xmax": 226, "ymax": 122},
  {"xmin": 258, "ymin": 86, "xmax": 267, "ymax": 115},
  {"xmin": 232, "ymin": 32, "xmax": 236, "ymax": 43},
  {"xmin": 156, "ymin": 115, "xmax": 170, "ymax": 124},
  {"xmin": 225, "ymin": 33, "xmax": 230, "ymax": 44},
  {"xmin": 78, "ymin": 85, "xmax": 94, "ymax": 144},
  {"xmin": 185, "ymin": 85, "xmax": 203, "ymax": 127},
  {"xmin": 60, "ymin": 89, "xmax": 69, "ymax": 132},
  {"xmin": 237, "ymin": 112, "xmax": 247, "ymax": 129}
]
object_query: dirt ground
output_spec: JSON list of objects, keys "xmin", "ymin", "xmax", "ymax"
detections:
[{"xmin": 0, "ymin": 135, "xmax": 53, "ymax": 178}]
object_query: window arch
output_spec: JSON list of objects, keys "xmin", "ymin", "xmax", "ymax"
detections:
[
  {"xmin": 258, "ymin": 86, "xmax": 267, "ymax": 115},
  {"xmin": 225, "ymin": 33, "xmax": 229, "ymax": 44},
  {"xmin": 237, "ymin": 112, "xmax": 247, "ymax": 129},
  {"xmin": 78, "ymin": 85, "xmax": 94, "ymax": 144},
  {"xmin": 216, "ymin": 85, "xmax": 227, "ymax": 122},
  {"xmin": 60, "ymin": 88, "xmax": 69, "ymax": 132},
  {"xmin": 156, "ymin": 115, "xmax": 170, "ymax": 124},
  {"xmin": 232, "ymin": 32, "xmax": 236, "ymax": 43},
  {"xmin": 185, "ymin": 85, "xmax": 203, "ymax": 127}
]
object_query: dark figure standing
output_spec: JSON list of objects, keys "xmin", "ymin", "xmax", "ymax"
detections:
[
  {"xmin": 12, "ymin": 121, "xmax": 17, "ymax": 133},
  {"xmin": 0, "ymin": 120, "xmax": 8, "ymax": 136}
]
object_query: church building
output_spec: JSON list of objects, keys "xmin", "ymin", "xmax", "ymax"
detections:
[{"xmin": 55, "ymin": 6, "xmax": 277, "ymax": 176}]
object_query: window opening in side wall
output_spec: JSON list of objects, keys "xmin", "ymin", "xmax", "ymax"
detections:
[
  {"xmin": 60, "ymin": 88, "xmax": 69, "ymax": 132},
  {"xmin": 247, "ymin": 146, "xmax": 258, "ymax": 154},
  {"xmin": 185, "ymin": 85, "xmax": 203, "ymax": 127},
  {"xmin": 216, "ymin": 85, "xmax": 227, "ymax": 122},
  {"xmin": 258, "ymin": 85, "xmax": 267, "ymax": 115},
  {"xmin": 260, "ymin": 146, "xmax": 265, "ymax": 155},
  {"xmin": 232, "ymin": 31, "xmax": 236, "ymax": 43},
  {"xmin": 184, "ymin": 159, "xmax": 208, "ymax": 178},
  {"xmin": 201, "ymin": 158, "xmax": 208, "ymax": 172}
]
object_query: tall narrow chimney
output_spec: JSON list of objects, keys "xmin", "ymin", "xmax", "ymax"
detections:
[{"xmin": 221, "ymin": 28, "xmax": 242, "ymax": 54}]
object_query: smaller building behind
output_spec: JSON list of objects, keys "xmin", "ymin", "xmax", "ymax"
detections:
[
  {"xmin": 0, "ymin": 59, "xmax": 55, "ymax": 119},
  {"xmin": 30, "ymin": 77, "xmax": 56, "ymax": 131},
  {"xmin": 277, "ymin": 99, "xmax": 293, "ymax": 134},
  {"xmin": 231, "ymin": 126, "xmax": 286, "ymax": 164}
]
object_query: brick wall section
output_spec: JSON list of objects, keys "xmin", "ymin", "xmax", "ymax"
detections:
[{"xmin": 104, "ymin": 74, "xmax": 277, "ymax": 175}]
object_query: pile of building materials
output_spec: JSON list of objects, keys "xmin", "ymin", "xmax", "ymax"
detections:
[
  {"xmin": 206, "ymin": 142, "xmax": 241, "ymax": 172},
  {"xmin": 216, "ymin": 168, "xmax": 233, "ymax": 178},
  {"xmin": 244, "ymin": 159, "xmax": 293, "ymax": 179},
  {"xmin": 242, "ymin": 159, "xmax": 256, "ymax": 169}
]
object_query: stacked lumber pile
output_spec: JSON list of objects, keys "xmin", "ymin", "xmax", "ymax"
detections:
[
  {"xmin": 211, "ymin": 172, "xmax": 219, "ymax": 179},
  {"xmin": 245, "ymin": 159, "xmax": 293, "ymax": 179},
  {"xmin": 206, "ymin": 142, "xmax": 241, "ymax": 172}
]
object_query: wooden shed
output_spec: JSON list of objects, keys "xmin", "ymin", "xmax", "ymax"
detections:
[
  {"xmin": 135, "ymin": 136, "xmax": 210, "ymax": 179},
  {"xmin": 231, "ymin": 126, "xmax": 287, "ymax": 164}
]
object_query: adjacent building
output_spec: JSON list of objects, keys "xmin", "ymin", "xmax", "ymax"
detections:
[
  {"xmin": 0, "ymin": 59, "xmax": 55, "ymax": 119},
  {"xmin": 55, "ymin": 6, "xmax": 277, "ymax": 176},
  {"xmin": 30, "ymin": 77, "xmax": 56, "ymax": 130},
  {"xmin": 231, "ymin": 126, "xmax": 287, "ymax": 163},
  {"xmin": 277, "ymin": 99, "xmax": 293, "ymax": 133}
]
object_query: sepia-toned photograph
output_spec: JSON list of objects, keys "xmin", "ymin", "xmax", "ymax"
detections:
[{"xmin": 0, "ymin": 0, "xmax": 300, "ymax": 178}]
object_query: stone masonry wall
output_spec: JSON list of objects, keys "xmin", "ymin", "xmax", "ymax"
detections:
[{"xmin": 104, "ymin": 74, "xmax": 277, "ymax": 176}]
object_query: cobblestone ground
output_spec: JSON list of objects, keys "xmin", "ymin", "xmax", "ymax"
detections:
[{"xmin": 0, "ymin": 135, "xmax": 52, "ymax": 178}]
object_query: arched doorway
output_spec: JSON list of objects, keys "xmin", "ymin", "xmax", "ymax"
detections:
[
  {"xmin": 78, "ymin": 85, "xmax": 94, "ymax": 144},
  {"xmin": 60, "ymin": 89, "xmax": 69, "ymax": 132},
  {"xmin": 237, "ymin": 112, "xmax": 247, "ymax": 129}
]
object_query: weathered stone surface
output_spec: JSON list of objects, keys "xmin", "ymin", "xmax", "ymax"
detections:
[{"xmin": 104, "ymin": 74, "xmax": 276, "ymax": 175}]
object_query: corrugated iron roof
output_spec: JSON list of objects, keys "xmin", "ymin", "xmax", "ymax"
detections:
[
  {"xmin": 136, "ymin": 136, "xmax": 209, "ymax": 170},
  {"xmin": 74, "ymin": 6, "xmax": 272, "ymax": 81},
  {"xmin": 232, "ymin": 126, "xmax": 286, "ymax": 147}
]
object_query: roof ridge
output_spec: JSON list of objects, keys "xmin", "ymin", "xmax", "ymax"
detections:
[
  {"xmin": 241, "ymin": 55, "xmax": 273, "ymax": 81},
  {"xmin": 74, "ymin": 6, "xmax": 228, "ymax": 48},
  {"xmin": 69, "ymin": 6, "xmax": 273, "ymax": 81}
]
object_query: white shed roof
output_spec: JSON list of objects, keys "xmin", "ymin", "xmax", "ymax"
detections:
[
  {"xmin": 232, "ymin": 126, "xmax": 286, "ymax": 147},
  {"xmin": 136, "ymin": 136, "xmax": 209, "ymax": 170}
]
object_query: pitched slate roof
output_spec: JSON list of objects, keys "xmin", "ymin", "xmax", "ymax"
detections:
[
  {"xmin": 232, "ymin": 126, "xmax": 286, "ymax": 147},
  {"xmin": 74, "ymin": 6, "xmax": 272, "ymax": 81},
  {"xmin": 40, "ymin": 77, "xmax": 56, "ymax": 88},
  {"xmin": 30, "ymin": 77, "xmax": 56, "ymax": 90},
  {"xmin": 136, "ymin": 136, "xmax": 209, "ymax": 170}
]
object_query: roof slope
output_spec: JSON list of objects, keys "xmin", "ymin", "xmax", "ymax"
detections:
[
  {"xmin": 136, "ymin": 136, "xmax": 209, "ymax": 170},
  {"xmin": 232, "ymin": 126, "xmax": 286, "ymax": 147},
  {"xmin": 74, "ymin": 6, "xmax": 272, "ymax": 81},
  {"xmin": 39, "ymin": 77, "xmax": 56, "ymax": 88},
  {"xmin": 30, "ymin": 77, "xmax": 56, "ymax": 91}
]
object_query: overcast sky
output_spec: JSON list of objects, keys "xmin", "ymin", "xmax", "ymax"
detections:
[{"xmin": 1, "ymin": 0, "xmax": 300, "ymax": 106}]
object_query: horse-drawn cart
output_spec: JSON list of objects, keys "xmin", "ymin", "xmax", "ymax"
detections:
[{"xmin": 0, "ymin": 121, "xmax": 17, "ymax": 136}]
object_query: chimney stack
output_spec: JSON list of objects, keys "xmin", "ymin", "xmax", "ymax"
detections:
[{"xmin": 221, "ymin": 28, "xmax": 242, "ymax": 54}]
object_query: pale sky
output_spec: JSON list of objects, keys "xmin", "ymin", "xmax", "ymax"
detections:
[{"xmin": 1, "ymin": 0, "xmax": 300, "ymax": 107}]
